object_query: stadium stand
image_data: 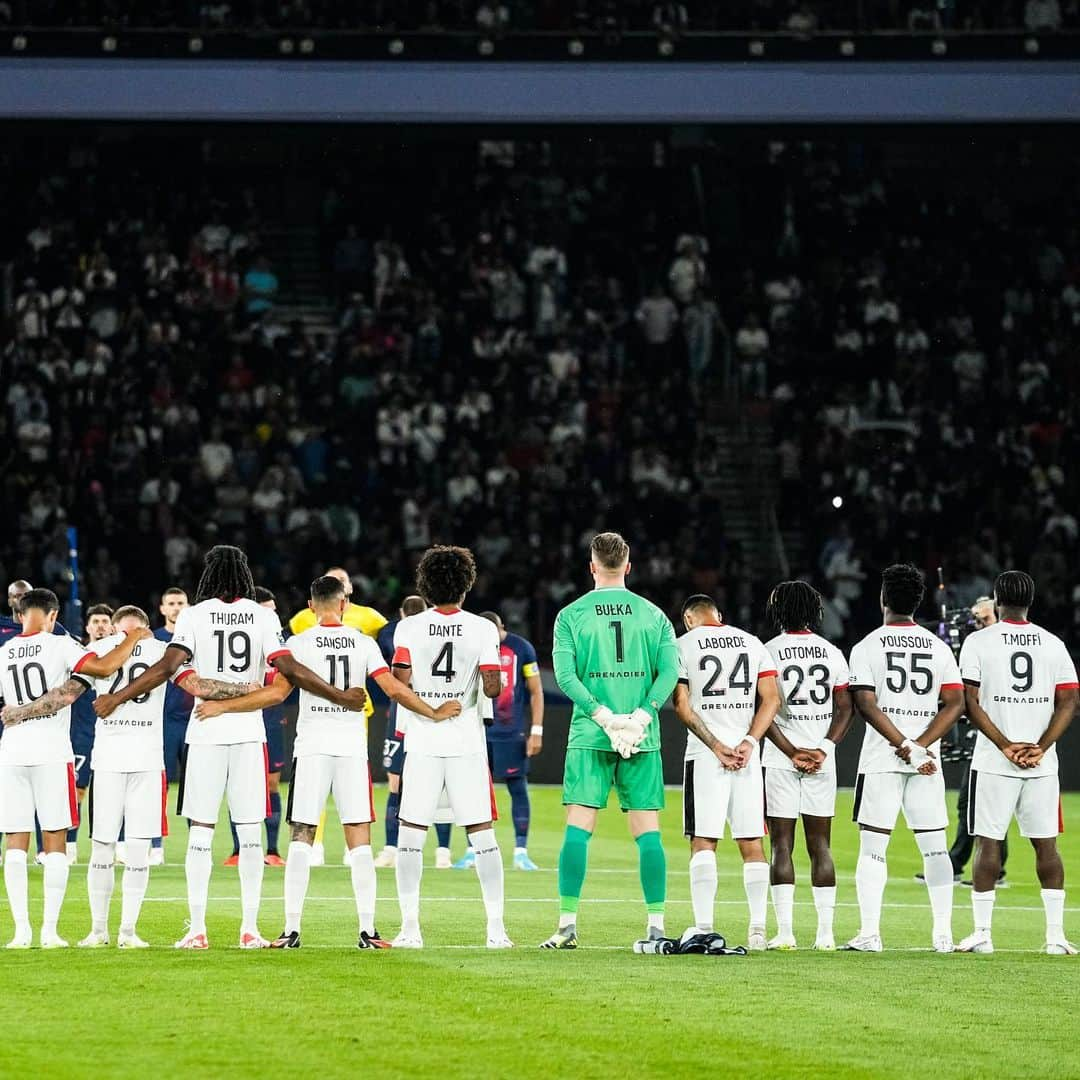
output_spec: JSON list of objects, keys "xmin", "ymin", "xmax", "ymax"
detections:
[{"xmin": 2, "ymin": 131, "xmax": 1077, "ymax": 650}]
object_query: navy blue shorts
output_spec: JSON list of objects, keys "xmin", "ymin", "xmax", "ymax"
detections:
[
  {"xmin": 264, "ymin": 707, "xmax": 286, "ymax": 774},
  {"xmin": 71, "ymin": 727, "xmax": 94, "ymax": 788},
  {"xmin": 382, "ymin": 711, "xmax": 404, "ymax": 774},
  {"xmin": 164, "ymin": 716, "xmax": 188, "ymax": 783},
  {"xmin": 487, "ymin": 736, "xmax": 529, "ymax": 782}
]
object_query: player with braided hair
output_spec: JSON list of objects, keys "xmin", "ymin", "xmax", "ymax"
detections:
[{"xmin": 763, "ymin": 581, "xmax": 853, "ymax": 950}]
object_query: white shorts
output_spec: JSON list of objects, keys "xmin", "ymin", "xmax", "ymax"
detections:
[
  {"xmin": 970, "ymin": 769, "xmax": 1061, "ymax": 840},
  {"xmin": 399, "ymin": 751, "xmax": 496, "ymax": 829},
  {"xmin": 854, "ymin": 770, "xmax": 947, "ymax": 832},
  {"xmin": 90, "ymin": 769, "xmax": 167, "ymax": 842},
  {"xmin": 288, "ymin": 754, "xmax": 374, "ymax": 827},
  {"xmin": 179, "ymin": 742, "xmax": 269, "ymax": 825},
  {"xmin": 0, "ymin": 761, "xmax": 78, "ymax": 833},
  {"xmin": 765, "ymin": 767, "xmax": 837, "ymax": 820},
  {"xmin": 683, "ymin": 755, "xmax": 764, "ymax": 840}
]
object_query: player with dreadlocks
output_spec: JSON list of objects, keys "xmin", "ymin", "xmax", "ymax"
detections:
[
  {"xmin": 761, "ymin": 581, "xmax": 853, "ymax": 950},
  {"xmin": 95, "ymin": 545, "xmax": 366, "ymax": 949},
  {"xmin": 956, "ymin": 570, "xmax": 1079, "ymax": 955}
]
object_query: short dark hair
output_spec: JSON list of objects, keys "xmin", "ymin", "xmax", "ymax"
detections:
[
  {"xmin": 254, "ymin": 586, "xmax": 276, "ymax": 605},
  {"xmin": 310, "ymin": 575, "xmax": 346, "ymax": 606},
  {"xmin": 161, "ymin": 586, "xmax": 187, "ymax": 601},
  {"xmin": 415, "ymin": 545, "xmax": 477, "ymax": 606},
  {"xmin": 590, "ymin": 532, "xmax": 630, "ymax": 571},
  {"xmin": 112, "ymin": 605, "xmax": 150, "ymax": 627},
  {"xmin": 994, "ymin": 570, "xmax": 1035, "ymax": 610},
  {"xmin": 681, "ymin": 594, "xmax": 719, "ymax": 618},
  {"xmin": 85, "ymin": 603, "xmax": 114, "ymax": 620},
  {"xmin": 400, "ymin": 595, "xmax": 427, "ymax": 617},
  {"xmin": 766, "ymin": 581, "xmax": 824, "ymax": 633},
  {"xmin": 881, "ymin": 563, "xmax": 925, "ymax": 617},
  {"xmin": 20, "ymin": 588, "xmax": 60, "ymax": 616}
]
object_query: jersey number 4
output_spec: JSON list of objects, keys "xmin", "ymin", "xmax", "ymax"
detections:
[
  {"xmin": 700, "ymin": 653, "xmax": 751, "ymax": 696},
  {"xmin": 432, "ymin": 642, "xmax": 456, "ymax": 683}
]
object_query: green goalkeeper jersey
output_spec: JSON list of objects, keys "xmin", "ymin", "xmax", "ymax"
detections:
[{"xmin": 552, "ymin": 585, "xmax": 679, "ymax": 752}]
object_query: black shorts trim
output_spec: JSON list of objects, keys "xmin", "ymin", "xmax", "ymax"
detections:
[
  {"xmin": 88, "ymin": 771, "xmax": 95, "ymax": 836},
  {"xmin": 852, "ymin": 773, "xmax": 865, "ymax": 823},
  {"xmin": 285, "ymin": 757, "xmax": 298, "ymax": 825},
  {"xmin": 683, "ymin": 760, "xmax": 696, "ymax": 837},
  {"xmin": 175, "ymin": 743, "xmax": 189, "ymax": 815},
  {"xmin": 967, "ymin": 769, "xmax": 978, "ymax": 836}
]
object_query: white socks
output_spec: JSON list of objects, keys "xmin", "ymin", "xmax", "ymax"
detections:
[
  {"xmin": 120, "ymin": 839, "xmax": 151, "ymax": 936},
  {"xmin": 972, "ymin": 889, "xmax": 995, "ymax": 933},
  {"xmin": 41, "ymin": 851, "xmax": 69, "ymax": 940},
  {"xmin": 855, "ymin": 830, "xmax": 889, "ymax": 937},
  {"xmin": 470, "ymin": 828, "xmax": 506, "ymax": 936},
  {"xmin": 4, "ymin": 849, "xmax": 29, "ymax": 937},
  {"xmin": 185, "ymin": 825, "xmax": 214, "ymax": 936},
  {"xmin": 347, "ymin": 844, "xmax": 377, "ymax": 935},
  {"xmin": 1042, "ymin": 888, "xmax": 1066, "ymax": 942},
  {"xmin": 771, "ymin": 883, "xmax": 795, "ymax": 937},
  {"xmin": 395, "ymin": 825, "xmax": 426, "ymax": 930},
  {"xmin": 813, "ymin": 885, "xmax": 837, "ymax": 939},
  {"xmin": 236, "ymin": 822, "xmax": 264, "ymax": 936},
  {"xmin": 283, "ymin": 840, "xmax": 312, "ymax": 935},
  {"xmin": 88, "ymin": 840, "xmax": 116, "ymax": 934},
  {"xmin": 743, "ymin": 861, "xmax": 769, "ymax": 930},
  {"xmin": 689, "ymin": 849, "xmax": 717, "ymax": 932},
  {"xmin": 916, "ymin": 830, "xmax": 953, "ymax": 937}
]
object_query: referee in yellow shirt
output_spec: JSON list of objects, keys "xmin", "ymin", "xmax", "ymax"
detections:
[{"xmin": 288, "ymin": 566, "xmax": 387, "ymax": 866}]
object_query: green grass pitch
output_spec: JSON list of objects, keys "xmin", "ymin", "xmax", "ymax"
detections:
[{"xmin": 4, "ymin": 785, "xmax": 1080, "ymax": 1079}]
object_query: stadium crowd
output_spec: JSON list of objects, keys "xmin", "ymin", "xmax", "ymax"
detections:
[
  {"xmin": 1, "ymin": 133, "xmax": 1078, "ymax": 651},
  {"xmin": 3, "ymin": 1, "xmax": 1076, "ymax": 34}
]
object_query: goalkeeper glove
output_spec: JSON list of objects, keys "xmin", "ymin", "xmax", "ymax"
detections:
[{"xmin": 627, "ymin": 707, "xmax": 653, "ymax": 746}]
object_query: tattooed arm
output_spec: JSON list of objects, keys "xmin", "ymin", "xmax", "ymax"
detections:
[
  {"xmin": 2, "ymin": 678, "xmax": 87, "ymax": 727},
  {"xmin": 178, "ymin": 675, "xmax": 262, "ymax": 701}
]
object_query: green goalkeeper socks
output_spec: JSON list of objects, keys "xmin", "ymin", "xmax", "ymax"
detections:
[
  {"xmin": 635, "ymin": 831, "xmax": 666, "ymax": 913},
  {"xmin": 558, "ymin": 825, "xmax": 592, "ymax": 914}
]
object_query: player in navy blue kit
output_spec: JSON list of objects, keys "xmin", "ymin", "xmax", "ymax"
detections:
[
  {"xmin": 0, "ymin": 580, "xmax": 69, "ymax": 645},
  {"xmin": 66, "ymin": 603, "xmax": 115, "ymax": 864},
  {"xmin": 373, "ymin": 595, "xmax": 453, "ymax": 869},
  {"xmin": 454, "ymin": 612, "xmax": 544, "ymax": 871}
]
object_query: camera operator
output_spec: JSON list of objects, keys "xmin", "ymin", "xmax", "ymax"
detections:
[{"xmin": 940, "ymin": 597, "xmax": 1009, "ymax": 886}]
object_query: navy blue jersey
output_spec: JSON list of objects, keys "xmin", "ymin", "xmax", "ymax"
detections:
[
  {"xmin": 378, "ymin": 618, "xmax": 401, "ymax": 730},
  {"xmin": 488, "ymin": 632, "xmax": 540, "ymax": 741},
  {"xmin": 155, "ymin": 625, "xmax": 194, "ymax": 724},
  {"xmin": 0, "ymin": 615, "xmax": 68, "ymax": 646}
]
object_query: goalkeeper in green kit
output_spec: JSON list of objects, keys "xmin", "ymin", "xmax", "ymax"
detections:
[{"xmin": 539, "ymin": 532, "xmax": 679, "ymax": 950}]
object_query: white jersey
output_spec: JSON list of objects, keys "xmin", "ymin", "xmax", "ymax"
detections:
[
  {"xmin": 170, "ymin": 598, "xmax": 290, "ymax": 746},
  {"xmin": 849, "ymin": 621, "xmax": 962, "ymax": 774},
  {"xmin": 0, "ymin": 631, "xmax": 94, "ymax": 766},
  {"xmin": 960, "ymin": 619, "xmax": 1078, "ymax": 779},
  {"xmin": 89, "ymin": 633, "xmax": 169, "ymax": 773},
  {"xmin": 392, "ymin": 608, "xmax": 500, "ymax": 757},
  {"xmin": 676, "ymin": 622, "xmax": 777, "ymax": 760},
  {"xmin": 764, "ymin": 631, "xmax": 850, "ymax": 772},
  {"xmin": 288, "ymin": 623, "xmax": 389, "ymax": 758}
]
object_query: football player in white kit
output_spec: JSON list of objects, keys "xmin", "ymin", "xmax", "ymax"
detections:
[
  {"xmin": 845, "ymin": 564, "xmax": 964, "ymax": 954},
  {"xmin": 0, "ymin": 589, "xmax": 149, "ymax": 949},
  {"xmin": 390, "ymin": 545, "xmax": 507, "ymax": 949},
  {"xmin": 955, "ymin": 571, "xmax": 1079, "ymax": 955},
  {"xmin": 762, "ymin": 581, "xmax": 853, "ymax": 951},
  {"xmin": 94, "ymin": 546, "xmax": 365, "ymax": 950},
  {"xmin": 673, "ymin": 594, "xmax": 781, "ymax": 952},
  {"xmin": 196, "ymin": 574, "xmax": 462, "ymax": 949}
]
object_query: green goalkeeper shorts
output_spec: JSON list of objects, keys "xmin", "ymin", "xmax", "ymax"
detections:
[{"xmin": 562, "ymin": 748, "xmax": 665, "ymax": 812}]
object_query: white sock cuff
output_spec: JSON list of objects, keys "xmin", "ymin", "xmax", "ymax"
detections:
[
  {"xmin": 398, "ymin": 825, "xmax": 427, "ymax": 851},
  {"xmin": 1041, "ymin": 888, "xmax": 1066, "ymax": 900},
  {"xmin": 914, "ymin": 830, "xmax": 948, "ymax": 857},
  {"xmin": 42, "ymin": 851, "xmax": 67, "ymax": 868},
  {"xmin": 189, "ymin": 825, "xmax": 214, "ymax": 847},
  {"xmin": 743, "ymin": 861, "xmax": 770, "ymax": 883},
  {"xmin": 859, "ymin": 830, "xmax": 890, "ymax": 857},
  {"xmin": 290, "ymin": 841, "xmax": 313, "ymax": 856},
  {"xmin": 5, "ymin": 849, "xmax": 27, "ymax": 866},
  {"xmin": 690, "ymin": 850, "xmax": 716, "ymax": 872},
  {"xmin": 972, "ymin": 890, "xmax": 995, "ymax": 902},
  {"xmin": 771, "ymin": 883, "xmax": 795, "ymax": 898},
  {"xmin": 469, "ymin": 829, "xmax": 498, "ymax": 853},
  {"xmin": 348, "ymin": 844, "xmax": 374, "ymax": 863},
  {"xmin": 236, "ymin": 823, "xmax": 262, "ymax": 844}
]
